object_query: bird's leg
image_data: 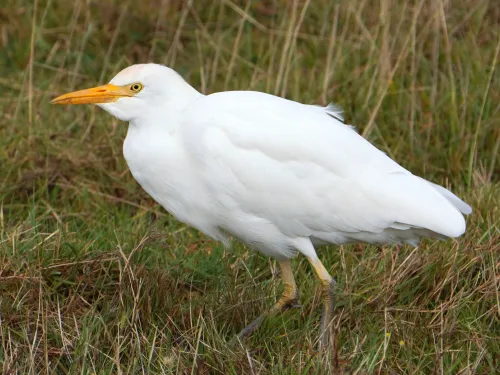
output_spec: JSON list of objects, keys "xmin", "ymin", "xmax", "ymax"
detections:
[
  {"xmin": 237, "ymin": 259, "xmax": 300, "ymax": 341},
  {"xmin": 307, "ymin": 256, "xmax": 336, "ymax": 349}
]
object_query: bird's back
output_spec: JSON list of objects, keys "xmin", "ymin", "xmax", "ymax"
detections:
[{"xmin": 178, "ymin": 90, "xmax": 471, "ymax": 253}]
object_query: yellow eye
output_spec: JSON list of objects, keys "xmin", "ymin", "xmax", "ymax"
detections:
[{"xmin": 129, "ymin": 83, "xmax": 143, "ymax": 93}]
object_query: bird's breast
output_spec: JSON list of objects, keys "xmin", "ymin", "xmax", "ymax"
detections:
[{"xmin": 122, "ymin": 125, "xmax": 211, "ymax": 226}]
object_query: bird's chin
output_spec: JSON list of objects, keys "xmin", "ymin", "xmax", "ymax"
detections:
[{"xmin": 97, "ymin": 102, "xmax": 132, "ymax": 122}]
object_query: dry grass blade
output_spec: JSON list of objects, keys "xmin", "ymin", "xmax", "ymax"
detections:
[{"xmin": 0, "ymin": 0, "xmax": 498, "ymax": 373}]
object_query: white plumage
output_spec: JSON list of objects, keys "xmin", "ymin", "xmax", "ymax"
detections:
[
  {"xmin": 51, "ymin": 63, "xmax": 472, "ymax": 346},
  {"xmin": 110, "ymin": 64, "xmax": 470, "ymax": 259}
]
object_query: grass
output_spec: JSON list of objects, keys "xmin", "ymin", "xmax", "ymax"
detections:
[{"xmin": 1, "ymin": 0, "xmax": 499, "ymax": 373}]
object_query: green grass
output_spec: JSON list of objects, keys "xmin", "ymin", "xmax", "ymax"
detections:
[{"xmin": 1, "ymin": 0, "xmax": 499, "ymax": 373}]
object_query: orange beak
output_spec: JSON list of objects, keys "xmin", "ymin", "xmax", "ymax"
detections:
[{"xmin": 50, "ymin": 84, "xmax": 132, "ymax": 105}]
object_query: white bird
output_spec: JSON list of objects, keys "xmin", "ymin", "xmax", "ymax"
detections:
[{"xmin": 51, "ymin": 63, "xmax": 472, "ymax": 347}]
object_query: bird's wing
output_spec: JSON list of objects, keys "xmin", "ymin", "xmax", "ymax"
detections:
[{"xmin": 181, "ymin": 91, "xmax": 470, "ymax": 242}]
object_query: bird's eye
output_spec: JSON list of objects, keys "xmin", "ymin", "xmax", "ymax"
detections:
[{"xmin": 129, "ymin": 83, "xmax": 143, "ymax": 93}]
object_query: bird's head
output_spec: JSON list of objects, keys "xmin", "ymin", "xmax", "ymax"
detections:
[{"xmin": 51, "ymin": 63, "xmax": 199, "ymax": 122}]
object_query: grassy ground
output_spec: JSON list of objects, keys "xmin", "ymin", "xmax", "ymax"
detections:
[{"xmin": 1, "ymin": 0, "xmax": 499, "ymax": 373}]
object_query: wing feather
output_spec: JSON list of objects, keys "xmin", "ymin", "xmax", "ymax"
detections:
[{"xmin": 182, "ymin": 91, "xmax": 470, "ymax": 244}]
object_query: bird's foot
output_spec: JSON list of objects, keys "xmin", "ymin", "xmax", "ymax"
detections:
[
  {"xmin": 232, "ymin": 261, "xmax": 300, "ymax": 346},
  {"xmin": 235, "ymin": 295, "xmax": 301, "ymax": 343},
  {"xmin": 318, "ymin": 278, "xmax": 336, "ymax": 349},
  {"xmin": 236, "ymin": 314, "xmax": 267, "ymax": 342}
]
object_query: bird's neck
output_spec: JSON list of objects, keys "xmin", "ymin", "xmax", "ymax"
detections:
[
  {"xmin": 130, "ymin": 89, "xmax": 203, "ymax": 131},
  {"xmin": 166, "ymin": 82, "xmax": 203, "ymax": 112}
]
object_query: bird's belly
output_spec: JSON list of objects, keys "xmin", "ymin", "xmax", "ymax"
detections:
[{"xmin": 124, "ymin": 144, "xmax": 296, "ymax": 257}]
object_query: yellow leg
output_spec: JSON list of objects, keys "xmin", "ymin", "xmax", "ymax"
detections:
[
  {"xmin": 307, "ymin": 256, "xmax": 336, "ymax": 349},
  {"xmin": 237, "ymin": 259, "xmax": 300, "ymax": 341}
]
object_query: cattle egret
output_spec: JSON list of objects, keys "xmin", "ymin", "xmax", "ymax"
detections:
[{"xmin": 51, "ymin": 63, "xmax": 472, "ymax": 347}]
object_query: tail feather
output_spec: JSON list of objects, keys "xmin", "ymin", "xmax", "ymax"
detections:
[{"xmin": 427, "ymin": 181, "xmax": 472, "ymax": 215}]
